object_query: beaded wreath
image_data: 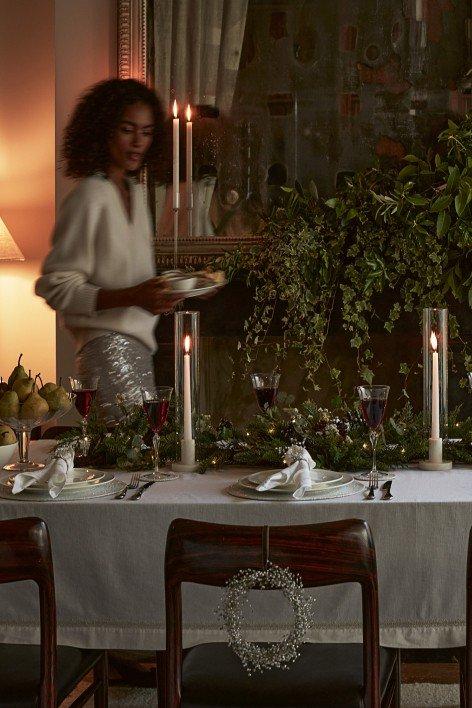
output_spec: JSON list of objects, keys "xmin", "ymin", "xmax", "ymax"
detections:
[{"xmin": 219, "ymin": 562, "xmax": 315, "ymax": 674}]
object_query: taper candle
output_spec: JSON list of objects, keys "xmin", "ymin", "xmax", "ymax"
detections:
[
  {"xmin": 183, "ymin": 335, "xmax": 192, "ymax": 441},
  {"xmin": 172, "ymin": 100, "xmax": 180, "ymax": 210},
  {"xmin": 186, "ymin": 104, "xmax": 193, "ymax": 239},
  {"xmin": 431, "ymin": 331, "xmax": 440, "ymax": 439}
]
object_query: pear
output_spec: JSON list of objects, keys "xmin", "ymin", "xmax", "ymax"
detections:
[
  {"xmin": 20, "ymin": 389, "xmax": 49, "ymax": 421},
  {"xmin": 39, "ymin": 382, "xmax": 58, "ymax": 399},
  {"xmin": 0, "ymin": 391, "xmax": 20, "ymax": 420},
  {"xmin": 0, "ymin": 424, "xmax": 16, "ymax": 445},
  {"xmin": 7, "ymin": 354, "xmax": 28, "ymax": 389},
  {"xmin": 44, "ymin": 385, "xmax": 70, "ymax": 413},
  {"xmin": 0, "ymin": 378, "xmax": 8, "ymax": 395},
  {"xmin": 12, "ymin": 370, "xmax": 36, "ymax": 402}
]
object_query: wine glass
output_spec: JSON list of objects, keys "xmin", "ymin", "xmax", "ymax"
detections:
[
  {"xmin": 356, "ymin": 385, "xmax": 390, "ymax": 487},
  {"xmin": 69, "ymin": 376, "xmax": 99, "ymax": 456},
  {"xmin": 140, "ymin": 386, "xmax": 178, "ymax": 482},
  {"xmin": 251, "ymin": 372, "xmax": 280, "ymax": 412}
]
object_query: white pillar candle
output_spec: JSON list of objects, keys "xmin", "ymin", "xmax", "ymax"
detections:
[
  {"xmin": 172, "ymin": 100, "xmax": 180, "ymax": 211},
  {"xmin": 183, "ymin": 335, "xmax": 192, "ymax": 441},
  {"xmin": 431, "ymin": 331, "xmax": 440, "ymax": 440},
  {"xmin": 186, "ymin": 104, "xmax": 193, "ymax": 239}
]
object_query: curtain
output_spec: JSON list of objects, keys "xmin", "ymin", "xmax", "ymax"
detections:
[{"xmin": 154, "ymin": 0, "xmax": 248, "ymax": 113}]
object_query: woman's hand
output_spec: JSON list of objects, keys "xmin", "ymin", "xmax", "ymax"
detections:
[
  {"xmin": 97, "ymin": 278, "xmax": 183, "ymax": 314},
  {"xmin": 132, "ymin": 277, "xmax": 183, "ymax": 314}
]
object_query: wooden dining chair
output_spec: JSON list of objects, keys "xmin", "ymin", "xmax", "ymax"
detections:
[
  {"xmin": 163, "ymin": 517, "xmax": 400, "ymax": 708},
  {"xmin": 0, "ymin": 516, "xmax": 108, "ymax": 707}
]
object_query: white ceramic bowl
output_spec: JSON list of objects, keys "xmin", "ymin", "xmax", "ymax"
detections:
[
  {"xmin": 0, "ymin": 443, "xmax": 17, "ymax": 469},
  {"xmin": 161, "ymin": 271, "xmax": 198, "ymax": 292}
]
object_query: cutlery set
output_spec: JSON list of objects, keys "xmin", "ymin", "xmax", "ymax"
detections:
[
  {"xmin": 114, "ymin": 472, "xmax": 155, "ymax": 500},
  {"xmin": 365, "ymin": 480, "xmax": 393, "ymax": 501}
]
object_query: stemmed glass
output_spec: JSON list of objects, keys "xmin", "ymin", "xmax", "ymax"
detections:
[
  {"xmin": 251, "ymin": 372, "xmax": 280, "ymax": 412},
  {"xmin": 356, "ymin": 385, "xmax": 390, "ymax": 486},
  {"xmin": 69, "ymin": 376, "xmax": 99, "ymax": 456},
  {"xmin": 140, "ymin": 386, "xmax": 177, "ymax": 482}
]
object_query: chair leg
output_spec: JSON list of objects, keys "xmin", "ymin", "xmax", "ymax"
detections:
[
  {"xmin": 393, "ymin": 649, "xmax": 401, "ymax": 708},
  {"xmin": 94, "ymin": 651, "xmax": 108, "ymax": 708},
  {"xmin": 156, "ymin": 650, "xmax": 166, "ymax": 708},
  {"xmin": 458, "ymin": 649, "xmax": 466, "ymax": 708}
]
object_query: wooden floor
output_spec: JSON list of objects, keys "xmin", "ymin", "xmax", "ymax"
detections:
[{"xmin": 61, "ymin": 650, "xmax": 463, "ymax": 706}]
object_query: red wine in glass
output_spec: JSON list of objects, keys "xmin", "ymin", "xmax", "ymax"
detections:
[
  {"xmin": 143, "ymin": 399, "xmax": 170, "ymax": 434},
  {"xmin": 251, "ymin": 373, "xmax": 280, "ymax": 413},
  {"xmin": 360, "ymin": 398, "xmax": 387, "ymax": 431},
  {"xmin": 255, "ymin": 387, "xmax": 278, "ymax": 412},
  {"xmin": 74, "ymin": 389, "xmax": 97, "ymax": 419}
]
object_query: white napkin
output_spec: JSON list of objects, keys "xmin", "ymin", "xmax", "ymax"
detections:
[
  {"xmin": 253, "ymin": 445, "xmax": 316, "ymax": 500},
  {"xmin": 12, "ymin": 446, "xmax": 75, "ymax": 499}
]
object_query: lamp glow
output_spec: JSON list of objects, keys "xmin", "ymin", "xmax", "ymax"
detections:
[{"xmin": 0, "ymin": 218, "xmax": 24, "ymax": 261}]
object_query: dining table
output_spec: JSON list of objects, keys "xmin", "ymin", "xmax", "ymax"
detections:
[{"xmin": 0, "ymin": 439, "xmax": 470, "ymax": 652}]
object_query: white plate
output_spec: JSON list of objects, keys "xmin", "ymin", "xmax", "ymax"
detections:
[
  {"xmin": 2, "ymin": 469, "xmax": 108, "ymax": 492},
  {"xmin": 244, "ymin": 469, "xmax": 344, "ymax": 493},
  {"xmin": 0, "ymin": 473, "xmax": 124, "ymax": 501},
  {"xmin": 227, "ymin": 476, "xmax": 363, "ymax": 502},
  {"xmin": 174, "ymin": 279, "xmax": 227, "ymax": 299}
]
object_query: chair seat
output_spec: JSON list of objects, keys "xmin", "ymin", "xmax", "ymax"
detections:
[
  {"xmin": 182, "ymin": 642, "xmax": 397, "ymax": 708},
  {"xmin": 0, "ymin": 643, "xmax": 103, "ymax": 706}
]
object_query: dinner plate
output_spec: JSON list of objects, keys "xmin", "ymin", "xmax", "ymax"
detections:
[
  {"xmin": 0, "ymin": 472, "xmax": 122, "ymax": 501},
  {"xmin": 3, "ymin": 468, "xmax": 106, "ymax": 491},
  {"xmin": 239, "ymin": 472, "xmax": 353, "ymax": 494},
  {"xmin": 227, "ymin": 476, "xmax": 363, "ymax": 502},
  {"xmin": 243, "ymin": 469, "xmax": 345, "ymax": 493}
]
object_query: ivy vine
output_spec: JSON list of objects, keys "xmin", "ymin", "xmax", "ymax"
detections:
[{"xmin": 217, "ymin": 114, "xmax": 472, "ymax": 396}]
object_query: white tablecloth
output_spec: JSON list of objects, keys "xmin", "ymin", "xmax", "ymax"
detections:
[{"xmin": 0, "ymin": 440, "xmax": 470, "ymax": 650}]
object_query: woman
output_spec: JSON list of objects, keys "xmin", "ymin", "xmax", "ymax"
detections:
[{"xmin": 36, "ymin": 79, "xmax": 182, "ymax": 421}]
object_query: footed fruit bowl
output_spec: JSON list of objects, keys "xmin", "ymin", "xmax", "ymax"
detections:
[{"xmin": 0, "ymin": 400, "xmax": 74, "ymax": 472}]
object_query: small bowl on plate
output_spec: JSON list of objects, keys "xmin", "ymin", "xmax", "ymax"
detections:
[
  {"xmin": 0, "ymin": 443, "xmax": 18, "ymax": 470},
  {"xmin": 161, "ymin": 271, "xmax": 197, "ymax": 292}
]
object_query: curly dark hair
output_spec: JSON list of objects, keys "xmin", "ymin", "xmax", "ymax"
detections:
[{"xmin": 63, "ymin": 79, "xmax": 166, "ymax": 178}]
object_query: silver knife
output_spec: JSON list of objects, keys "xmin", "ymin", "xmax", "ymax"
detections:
[{"xmin": 129, "ymin": 480, "xmax": 155, "ymax": 500}]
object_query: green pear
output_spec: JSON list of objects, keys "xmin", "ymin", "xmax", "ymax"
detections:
[
  {"xmin": 0, "ymin": 391, "xmax": 20, "ymax": 420},
  {"xmin": 39, "ymin": 382, "xmax": 58, "ymax": 399},
  {"xmin": 0, "ymin": 424, "xmax": 16, "ymax": 445},
  {"xmin": 20, "ymin": 390, "xmax": 49, "ymax": 420},
  {"xmin": 44, "ymin": 385, "xmax": 70, "ymax": 412},
  {"xmin": 0, "ymin": 378, "xmax": 8, "ymax": 395},
  {"xmin": 7, "ymin": 354, "xmax": 28, "ymax": 389},
  {"xmin": 12, "ymin": 370, "xmax": 36, "ymax": 402}
]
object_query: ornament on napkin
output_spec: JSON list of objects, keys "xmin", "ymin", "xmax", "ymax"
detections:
[
  {"xmin": 12, "ymin": 444, "xmax": 75, "ymax": 498},
  {"xmin": 252, "ymin": 444, "xmax": 317, "ymax": 500}
]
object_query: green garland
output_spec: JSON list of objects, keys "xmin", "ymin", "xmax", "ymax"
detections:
[{"xmin": 58, "ymin": 398, "xmax": 472, "ymax": 473}]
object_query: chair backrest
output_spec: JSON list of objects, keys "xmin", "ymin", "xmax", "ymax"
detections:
[
  {"xmin": 165, "ymin": 518, "xmax": 380, "ymax": 708},
  {"xmin": 0, "ymin": 517, "xmax": 57, "ymax": 707}
]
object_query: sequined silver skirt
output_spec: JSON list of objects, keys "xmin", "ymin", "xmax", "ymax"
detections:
[{"xmin": 76, "ymin": 333, "xmax": 155, "ymax": 422}]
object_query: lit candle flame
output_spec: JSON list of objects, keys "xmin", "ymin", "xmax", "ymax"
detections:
[
  {"xmin": 184, "ymin": 335, "xmax": 191, "ymax": 353},
  {"xmin": 430, "ymin": 331, "xmax": 438, "ymax": 351},
  {"xmin": 173, "ymin": 99, "xmax": 178, "ymax": 118},
  {"xmin": 186, "ymin": 104, "xmax": 191, "ymax": 122}
]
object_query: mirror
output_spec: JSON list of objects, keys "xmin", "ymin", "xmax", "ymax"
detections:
[{"xmin": 118, "ymin": 0, "xmax": 471, "ymax": 266}]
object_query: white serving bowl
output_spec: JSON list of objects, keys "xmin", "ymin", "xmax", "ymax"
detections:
[
  {"xmin": 161, "ymin": 271, "xmax": 198, "ymax": 292},
  {"xmin": 0, "ymin": 443, "xmax": 18, "ymax": 469}
]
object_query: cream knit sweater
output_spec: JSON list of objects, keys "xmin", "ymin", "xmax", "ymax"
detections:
[{"xmin": 36, "ymin": 174, "xmax": 158, "ymax": 353}]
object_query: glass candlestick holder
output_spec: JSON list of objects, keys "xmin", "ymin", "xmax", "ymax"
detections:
[
  {"xmin": 422, "ymin": 308, "xmax": 448, "ymax": 436},
  {"xmin": 172, "ymin": 310, "xmax": 200, "ymax": 473},
  {"xmin": 419, "ymin": 307, "xmax": 452, "ymax": 470}
]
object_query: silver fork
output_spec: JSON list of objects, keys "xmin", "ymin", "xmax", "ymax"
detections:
[{"xmin": 114, "ymin": 471, "xmax": 140, "ymax": 499}]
